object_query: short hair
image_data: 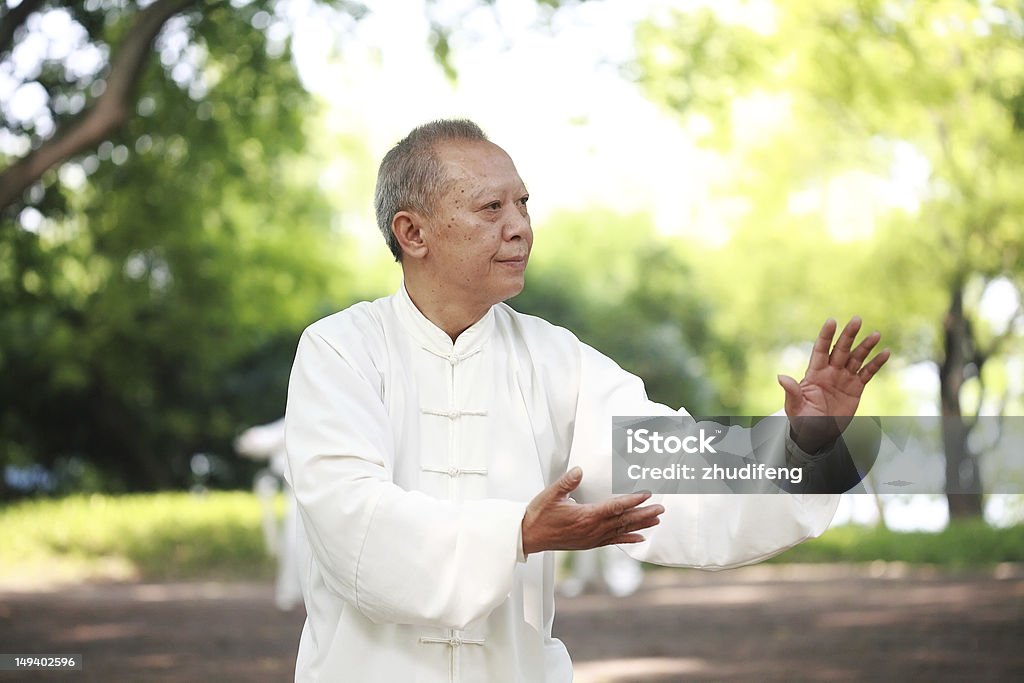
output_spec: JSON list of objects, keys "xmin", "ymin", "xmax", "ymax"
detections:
[{"xmin": 374, "ymin": 119, "xmax": 489, "ymax": 261}]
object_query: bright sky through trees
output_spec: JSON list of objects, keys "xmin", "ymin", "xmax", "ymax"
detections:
[
  {"xmin": 285, "ymin": 0, "xmax": 721, "ymax": 246},
  {"xmin": 4, "ymin": 0, "xmax": 1014, "ymax": 273}
]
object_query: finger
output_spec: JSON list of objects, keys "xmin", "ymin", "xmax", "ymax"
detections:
[
  {"xmin": 605, "ymin": 515, "xmax": 662, "ymax": 545},
  {"xmin": 595, "ymin": 491, "xmax": 652, "ymax": 517},
  {"xmin": 615, "ymin": 503, "xmax": 665, "ymax": 526},
  {"xmin": 858, "ymin": 348, "xmax": 890, "ymax": 383},
  {"xmin": 598, "ymin": 504, "xmax": 663, "ymax": 541},
  {"xmin": 777, "ymin": 374, "xmax": 801, "ymax": 399},
  {"xmin": 845, "ymin": 331, "xmax": 881, "ymax": 373},
  {"xmin": 607, "ymin": 532, "xmax": 648, "ymax": 546},
  {"xmin": 620, "ymin": 505, "xmax": 664, "ymax": 531},
  {"xmin": 546, "ymin": 467, "xmax": 583, "ymax": 501},
  {"xmin": 808, "ymin": 318, "xmax": 837, "ymax": 371},
  {"xmin": 828, "ymin": 317, "xmax": 862, "ymax": 368},
  {"xmin": 777, "ymin": 374, "xmax": 802, "ymax": 413}
]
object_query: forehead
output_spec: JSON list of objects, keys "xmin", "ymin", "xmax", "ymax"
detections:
[{"xmin": 434, "ymin": 140, "xmax": 526, "ymax": 197}]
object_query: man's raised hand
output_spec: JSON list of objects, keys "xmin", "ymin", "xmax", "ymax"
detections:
[
  {"xmin": 520, "ymin": 467, "xmax": 664, "ymax": 556},
  {"xmin": 778, "ymin": 316, "xmax": 890, "ymax": 453}
]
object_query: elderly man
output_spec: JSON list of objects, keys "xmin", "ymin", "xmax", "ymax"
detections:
[{"xmin": 284, "ymin": 119, "xmax": 889, "ymax": 682}]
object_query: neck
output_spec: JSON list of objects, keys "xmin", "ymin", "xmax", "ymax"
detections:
[{"xmin": 404, "ymin": 271, "xmax": 490, "ymax": 342}]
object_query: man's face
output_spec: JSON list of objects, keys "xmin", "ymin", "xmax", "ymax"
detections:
[{"xmin": 424, "ymin": 139, "xmax": 533, "ymax": 307}]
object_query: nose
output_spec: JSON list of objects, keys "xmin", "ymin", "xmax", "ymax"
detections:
[{"xmin": 503, "ymin": 204, "xmax": 532, "ymax": 242}]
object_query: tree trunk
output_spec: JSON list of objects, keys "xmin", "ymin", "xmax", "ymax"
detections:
[
  {"xmin": 870, "ymin": 487, "xmax": 888, "ymax": 529},
  {"xmin": 939, "ymin": 284, "xmax": 984, "ymax": 519}
]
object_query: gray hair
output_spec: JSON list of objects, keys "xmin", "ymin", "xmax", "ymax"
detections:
[{"xmin": 374, "ymin": 119, "xmax": 489, "ymax": 261}]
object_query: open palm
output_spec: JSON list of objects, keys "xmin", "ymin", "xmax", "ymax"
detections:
[{"xmin": 778, "ymin": 317, "xmax": 890, "ymax": 452}]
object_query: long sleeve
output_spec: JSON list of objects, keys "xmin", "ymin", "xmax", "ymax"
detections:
[
  {"xmin": 284, "ymin": 327, "xmax": 526, "ymax": 629},
  {"xmin": 566, "ymin": 342, "xmax": 839, "ymax": 570}
]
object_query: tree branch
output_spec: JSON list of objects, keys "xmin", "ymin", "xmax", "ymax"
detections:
[
  {"xmin": 0, "ymin": 0, "xmax": 199, "ymax": 214},
  {"xmin": 0, "ymin": 0, "xmax": 45, "ymax": 58},
  {"xmin": 966, "ymin": 293, "xmax": 1022, "ymax": 434},
  {"xmin": 978, "ymin": 303, "xmax": 1023, "ymax": 365}
]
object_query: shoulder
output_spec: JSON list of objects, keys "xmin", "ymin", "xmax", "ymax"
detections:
[
  {"xmin": 496, "ymin": 304, "xmax": 648, "ymax": 405},
  {"xmin": 304, "ymin": 299, "xmax": 382, "ymax": 338},
  {"xmin": 493, "ymin": 303, "xmax": 584, "ymax": 432},
  {"xmin": 493, "ymin": 303, "xmax": 585, "ymax": 391},
  {"xmin": 298, "ymin": 296, "xmax": 391, "ymax": 361},
  {"xmin": 495, "ymin": 303, "xmax": 626, "ymax": 373},
  {"xmin": 494, "ymin": 302, "xmax": 581, "ymax": 351}
]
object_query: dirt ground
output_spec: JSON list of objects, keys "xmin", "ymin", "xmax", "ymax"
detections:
[{"xmin": 1, "ymin": 563, "xmax": 1022, "ymax": 682}]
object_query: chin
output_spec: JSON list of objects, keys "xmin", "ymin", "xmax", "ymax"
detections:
[
  {"xmin": 503, "ymin": 277, "xmax": 526, "ymax": 301},
  {"xmin": 486, "ymin": 283, "xmax": 523, "ymax": 306}
]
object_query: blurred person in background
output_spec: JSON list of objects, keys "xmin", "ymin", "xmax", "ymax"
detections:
[{"xmin": 235, "ymin": 418, "xmax": 302, "ymax": 611}]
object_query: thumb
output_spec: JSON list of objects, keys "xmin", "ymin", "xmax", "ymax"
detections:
[
  {"xmin": 778, "ymin": 374, "xmax": 802, "ymax": 411},
  {"xmin": 552, "ymin": 466, "xmax": 583, "ymax": 497}
]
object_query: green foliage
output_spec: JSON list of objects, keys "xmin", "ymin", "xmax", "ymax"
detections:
[
  {"xmin": 634, "ymin": 8, "xmax": 774, "ymax": 148},
  {"xmin": 513, "ymin": 209, "xmax": 743, "ymax": 412},
  {"xmin": 0, "ymin": 492, "xmax": 274, "ymax": 582},
  {"xmin": 0, "ymin": 3, "xmax": 356, "ymax": 492},
  {"xmin": 773, "ymin": 520, "xmax": 1024, "ymax": 567},
  {"xmin": 632, "ymin": 0, "xmax": 1024, "ymax": 418},
  {"xmin": 0, "ymin": 0, "xmax": 596, "ymax": 496}
]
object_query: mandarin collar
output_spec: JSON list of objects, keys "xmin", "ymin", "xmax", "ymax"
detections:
[{"xmin": 393, "ymin": 283, "xmax": 496, "ymax": 357}]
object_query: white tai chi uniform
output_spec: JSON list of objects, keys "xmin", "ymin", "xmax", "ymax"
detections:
[{"xmin": 284, "ymin": 285, "xmax": 838, "ymax": 682}]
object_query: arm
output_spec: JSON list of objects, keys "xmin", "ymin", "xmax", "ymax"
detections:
[
  {"xmin": 565, "ymin": 343, "xmax": 841, "ymax": 570},
  {"xmin": 566, "ymin": 317, "xmax": 888, "ymax": 569},
  {"xmin": 285, "ymin": 328, "xmax": 526, "ymax": 629}
]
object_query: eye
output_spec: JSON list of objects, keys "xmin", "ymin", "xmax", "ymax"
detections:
[
  {"xmin": 485, "ymin": 201, "xmax": 501, "ymax": 211},
  {"xmin": 518, "ymin": 194, "xmax": 529, "ymax": 207}
]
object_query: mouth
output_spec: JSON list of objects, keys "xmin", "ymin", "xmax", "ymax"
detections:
[{"xmin": 496, "ymin": 257, "xmax": 528, "ymax": 272}]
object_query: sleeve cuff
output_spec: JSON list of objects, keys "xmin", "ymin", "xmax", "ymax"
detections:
[
  {"xmin": 784, "ymin": 425, "xmax": 830, "ymax": 465},
  {"xmin": 516, "ymin": 519, "xmax": 527, "ymax": 563}
]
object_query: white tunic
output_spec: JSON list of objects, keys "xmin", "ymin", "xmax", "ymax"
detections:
[{"xmin": 284, "ymin": 285, "xmax": 838, "ymax": 683}]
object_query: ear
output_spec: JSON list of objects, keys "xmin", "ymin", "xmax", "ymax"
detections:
[{"xmin": 392, "ymin": 211, "xmax": 428, "ymax": 260}]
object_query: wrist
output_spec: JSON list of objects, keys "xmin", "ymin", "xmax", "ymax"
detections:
[{"xmin": 520, "ymin": 513, "xmax": 538, "ymax": 556}]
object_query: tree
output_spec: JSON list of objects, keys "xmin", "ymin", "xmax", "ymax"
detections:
[
  {"xmin": 634, "ymin": 0, "xmax": 1024, "ymax": 518},
  {"xmin": 513, "ymin": 209, "xmax": 740, "ymax": 414},
  {"xmin": 0, "ymin": 0, "xmax": 199, "ymax": 211},
  {"xmin": 0, "ymin": 0, "xmax": 593, "ymax": 494},
  {"xmin": 0, "ymin": 0, "xmax": 353, "ymax": 493},
  {"xmin": 0, "ymin": 0, "xmax": 589, "ymax": 216}
]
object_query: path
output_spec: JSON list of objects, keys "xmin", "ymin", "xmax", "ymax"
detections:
[{"xmin": 1, "ymin": 564, "xmax": 1021, "ymax": 681}]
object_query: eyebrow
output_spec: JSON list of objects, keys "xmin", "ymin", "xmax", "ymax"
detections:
[{"xmin": 469, "ymin": 184, "xmax": 529, "ymax": 203}]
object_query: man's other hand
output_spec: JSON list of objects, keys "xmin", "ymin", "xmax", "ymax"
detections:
[
  {"xmin": 778, "ymin": 316, "xmax": 890, "ymax": 453},
  {"xmin": 520, "ymin": 467, "xmax": 664, "ymax": 556}
]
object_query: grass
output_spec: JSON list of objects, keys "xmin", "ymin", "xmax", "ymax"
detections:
[
  {"xmin": 0, "ymin": 491, "xmax": 276, "ymax": 584},
  {"xmin": 774, "ymin": 520, "xmax": 1024, "ymax": 567},
  {"xmin": 1, "ymin": 493, "xmax": 1022, "ymax": 585}
]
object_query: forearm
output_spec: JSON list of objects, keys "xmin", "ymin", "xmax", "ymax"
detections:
[
  {"xmin": 293, "ymin": 469, "xmax": 527, "ymax": 629},
  {"xmin": 620, "ymin": 491, "xmax": 839, "ymax": 569}
]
